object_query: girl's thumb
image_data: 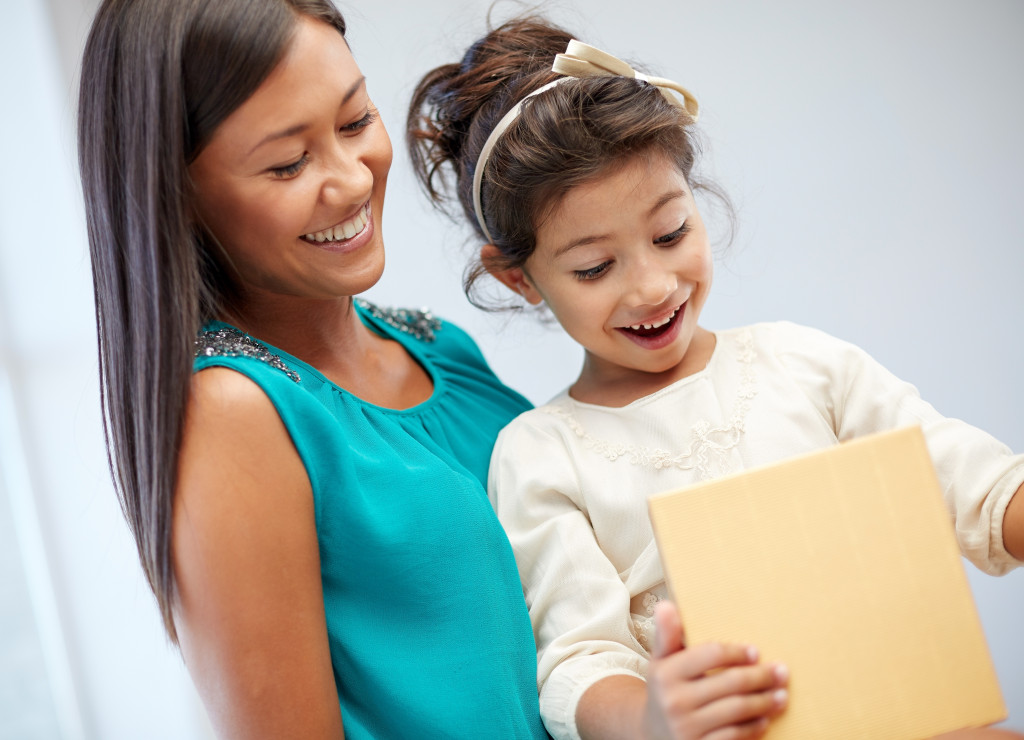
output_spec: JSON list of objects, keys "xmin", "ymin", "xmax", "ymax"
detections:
[{"xmin": 651, "ymin": 600, "xmax": 686, "ymax": 659}]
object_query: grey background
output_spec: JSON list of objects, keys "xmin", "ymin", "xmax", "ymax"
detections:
[{"xmin": 2, "ymin": 0, "xmax": 1021, "ymax": 737}]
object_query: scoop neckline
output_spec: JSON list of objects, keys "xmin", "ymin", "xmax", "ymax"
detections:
[
  {"xmin": 205, "ymin": 302, "xmax": 445, "ymax": 415},
  {"xmin": 563, "ymin": 330, "xmax": 721, "ymax": 412}
]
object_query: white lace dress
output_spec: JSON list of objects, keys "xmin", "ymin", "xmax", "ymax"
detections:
[{"xmin": 488, "ymin": 321, "xmax": 1024, "ymax": 740}]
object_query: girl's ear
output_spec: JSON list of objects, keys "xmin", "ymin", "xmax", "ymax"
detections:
[{"xmin": 480, "ymin": 244, "xmax": 543, "ymax": 305}]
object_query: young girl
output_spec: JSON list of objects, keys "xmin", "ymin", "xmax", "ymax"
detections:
[{"xmin": 407, "ymin": 16, "xmax": 1024, "ymax": 740}]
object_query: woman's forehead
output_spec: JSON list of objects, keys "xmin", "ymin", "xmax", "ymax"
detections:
[{"xmin": 200, "ymin": 17, "xmax": 361, "ymax": 159}]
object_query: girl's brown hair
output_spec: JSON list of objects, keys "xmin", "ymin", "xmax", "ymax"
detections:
[
  {"xmin": 78, "ymin": 0, "xmax": 346, "ymax": 642},
  {"xmin": 407, "ymin": 16, "xmax": 730, "ymax": 309}
]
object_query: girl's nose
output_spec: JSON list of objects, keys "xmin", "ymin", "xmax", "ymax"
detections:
[{"xmin": 626, "ymin": 260, "xmax": 677, "ymax": 307}]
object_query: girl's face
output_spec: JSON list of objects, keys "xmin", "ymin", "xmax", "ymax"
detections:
[
  {"xmin": 189, "ymin": 17, "xmax": 392, "ymax": 308},
  {"xmin": 505, "ymin": 154, "xmax": 714, "ymax": 392}
]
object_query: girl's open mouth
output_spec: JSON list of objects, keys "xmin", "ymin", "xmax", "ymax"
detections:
[{"xmin": 619, "ymin": 305, "xmax": 681, "ymax": 339}]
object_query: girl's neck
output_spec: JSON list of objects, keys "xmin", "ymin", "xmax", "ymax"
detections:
[{"xmin": 569, "ymin": 326, "xmax": 717, "ymax": 408}]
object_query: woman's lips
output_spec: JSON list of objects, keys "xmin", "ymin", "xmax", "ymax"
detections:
[
  {"xmin": 301, "ymin": 200, "xmax": 371, "ymax": 245},
  {"xmin": 300, "ymin": 201, "xmax": 373, "ymax": 253}
]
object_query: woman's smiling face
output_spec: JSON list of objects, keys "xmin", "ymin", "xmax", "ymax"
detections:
[
  {"xmin": 513, "ymin": 154, "xmax": 714, "ymax": 392},
  {"xmin": 188, "ymin": 16, "xmax": 393, "ymax": 308}
]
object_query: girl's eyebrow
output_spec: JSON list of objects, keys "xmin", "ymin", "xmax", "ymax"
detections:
[
  {"xmin": 649, "ymin": 189, "xmax": 687, "ymax": 215},
  {"xmin": 552, "ymin": 189, "xmax": 687, "ymax": 257},
  {"xmin": 246, "ymin": 76, "xmax": 367, "ymax": 156}
]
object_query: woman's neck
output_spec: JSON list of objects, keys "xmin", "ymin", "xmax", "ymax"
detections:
[
  {"xmin": 222, "ymin": 294, "xmax": 366, "ymax": 368},
  {"xmin": 221, "ymin": 293, "xmax": 434, "ymax": 409}
]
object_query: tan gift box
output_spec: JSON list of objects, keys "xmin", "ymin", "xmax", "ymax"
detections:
[{"xmin": 648, "ymin": 426, "xmax": 1005, "ymax": 739}]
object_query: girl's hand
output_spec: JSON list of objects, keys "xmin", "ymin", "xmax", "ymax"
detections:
[{"xmin": 643, "ymin": 601, "xmax": 788, "ymax": 740}]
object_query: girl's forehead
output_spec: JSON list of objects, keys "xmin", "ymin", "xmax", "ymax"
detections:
[
  {"xmin": 534, "ymin": 156, "xmax": 693, "ymax": 256},
  {"xmin": 550, "ymin": 156, "xmax": 690, "ymax": 221}
]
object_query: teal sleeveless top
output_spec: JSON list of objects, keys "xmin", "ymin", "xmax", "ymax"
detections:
[{"xmin": 193, "ymin": 300, "xmax": 547, "ymax": 739}]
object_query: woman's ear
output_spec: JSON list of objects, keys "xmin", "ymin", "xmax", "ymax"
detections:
[{"xmin": 480, "ymin": 244, "xmax": 543, "ymax": 305}]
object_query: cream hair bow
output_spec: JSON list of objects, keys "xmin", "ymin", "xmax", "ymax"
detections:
[{"xmin": 472, "ymin": 39, "xmax": 699, "ymax": 243}]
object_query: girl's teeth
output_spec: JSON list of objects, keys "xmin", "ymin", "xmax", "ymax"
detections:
[{"xmin": 629, "ymin": 308, "xmax": 678, "ymax": 331}]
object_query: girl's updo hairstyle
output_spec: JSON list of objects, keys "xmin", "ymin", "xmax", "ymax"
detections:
[
  {"xmin": 78, "ymin": 0, "xmax": 346, "ymax": 641},
  {"xmin": 407, "ymin": 16, "xmax": 724, "ymax": 309}
]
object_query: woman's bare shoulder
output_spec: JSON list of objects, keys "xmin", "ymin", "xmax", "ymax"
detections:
[{"xmin": 173, "ymin": 370, "xmax": 343, "ymax": 738}]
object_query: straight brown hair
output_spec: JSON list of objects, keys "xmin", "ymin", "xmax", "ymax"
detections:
[{"xmin": 77, "ymin": 0, "xmax": 346, "ymax": 641}]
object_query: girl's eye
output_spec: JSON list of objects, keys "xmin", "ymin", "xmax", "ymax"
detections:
[
  {"xmin": 269, "ymin": 153, "xmax": 310, "ymax": 179},
  {"xmin": 655, "ymin": 222, "xmax": 691, "ymax": 245},
  {"xmin": 574, "ymin": 261, "xmax": 612, "ymax": 281},
  {"xmin": 341, "ymin": 109, "xmax": 378, "ymax": 133}
]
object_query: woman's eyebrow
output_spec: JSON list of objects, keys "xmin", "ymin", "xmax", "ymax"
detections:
[{"xmin": 246, "ymin": 76, "xmax": 367, "ymax": 156}]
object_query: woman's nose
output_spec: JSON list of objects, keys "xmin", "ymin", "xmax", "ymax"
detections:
[{"xmin": 319, "ymin": 142, "xmax": 373, "ymax": 207}]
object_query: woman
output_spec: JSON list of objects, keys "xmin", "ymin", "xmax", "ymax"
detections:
[{"xmin": 77, "ymin": 0, "xmax": 547, "ymax": 737}]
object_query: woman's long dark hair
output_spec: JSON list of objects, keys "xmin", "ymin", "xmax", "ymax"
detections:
[{"xmin": 77, "ymin": 0, "xmax": 346, "ymax": 641}]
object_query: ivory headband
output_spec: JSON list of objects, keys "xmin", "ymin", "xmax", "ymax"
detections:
[{"xmin": 471, "ymin": 39, "xmax": 700, "ymax": 244}]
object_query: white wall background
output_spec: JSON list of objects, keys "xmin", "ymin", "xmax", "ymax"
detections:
[{"xmin": 1, "ymin": 1, "xmax": 1020, "ymax": 737}]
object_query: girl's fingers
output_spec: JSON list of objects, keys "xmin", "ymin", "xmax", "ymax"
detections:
[
  {"xmin": 687, "ymin": 662, "xmax": 788, "ymax": 709},
  {"xmin": 653, "ymin": 640, "xmax": 760, "ymax": 684},
  {"xmin": 651, "ymin": 600, "xmax": 686, "ymax": 658},
  {"xmin": 703, "ymin": 716, "xmax": 771, "ymax": 740},
  {"xmin": 689, "ymin": 686, "xmax": 789, "ymax": 737}
]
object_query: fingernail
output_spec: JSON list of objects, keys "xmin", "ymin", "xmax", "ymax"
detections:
[
  {"xmin": 746, "ymin": 645, "xmax": 759, "ymax": 662},
  {"xmin": 773, "ymin": 663, "xmax": 789, "ymax": 683},
  {"xmin": 773, "ymin": 688, "xmax": 789, "ymax": 706}
]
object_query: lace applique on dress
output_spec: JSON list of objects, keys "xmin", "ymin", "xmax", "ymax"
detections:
[
  {"xmin": 642, "ymin": 591, "xmax": 662, "ymax": 616},
  {"xmin": 194, "ymin": 327, "xmax": 301, "ymax": 383},
  {"xmin": 356, "ymin": 299, "xmax": 441, "ymax": 342},
  {"xmin": 543, "ymin": 329, "xmax": 757, "ymax": 480},
  {"xmin": 630, "ymin": 592, "xmax": 663, "ymax": 652}
]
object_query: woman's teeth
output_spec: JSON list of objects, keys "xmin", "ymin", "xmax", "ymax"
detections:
[
  {"xmin": 628, "ymin": 307, "xmax": 678, "ymax": 331},
  {"xmin": 302, "ymin": 203, "xmax": 369, "ymax": 243}
]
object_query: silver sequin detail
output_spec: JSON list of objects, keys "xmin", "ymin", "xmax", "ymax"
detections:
[
  {"xmin": 356, "ymin": 299, "xmax": 441, "ymax": 342},
  {"xmin": 194, "ymin": 327, "xmax": 301, "ymax": 383}
]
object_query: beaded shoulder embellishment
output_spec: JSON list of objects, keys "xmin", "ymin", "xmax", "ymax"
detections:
[
  {"xmin": 194, "ymin": 327, "xmax": 301, "ymax": 383},
  {"xmin": 542, "ymin": 329, "xmax": 757, "ymax": 480},
  {"xmin": 356, "ymin": 299, "xmax": 441, "ymax": 342}
]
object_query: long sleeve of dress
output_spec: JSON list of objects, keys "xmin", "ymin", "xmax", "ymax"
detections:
[
  {"xmin": 772, "ymin": 321, "xmax": 1024, "ymax": 575},
  {"xmin": 489, "ymin": 418, "xmax": 651, "ymax": 740}
]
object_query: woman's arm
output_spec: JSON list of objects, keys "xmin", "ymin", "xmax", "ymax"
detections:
[
  {"xmin": 172, "ymin": 368, "xmax": 344, "ymax": 740},
  {"xmin": 576, "ymin": 603, "xmax": 787, "ymax": 740}
]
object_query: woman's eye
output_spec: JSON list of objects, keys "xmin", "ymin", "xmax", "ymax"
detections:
[
  {"xmin": 269, "ymin": 153, "xmax": 310, "ymax": 179},
  {"xmin": 655, "ymin": 222, "xmax": 691, "ymax": 245},
  {"xmin": 341, "ymin": 109, "xmax": 378, "ymax": 133},
  {"xmin": 574, "ymin": 261, "xmax": 612, "ymax": 281}
]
